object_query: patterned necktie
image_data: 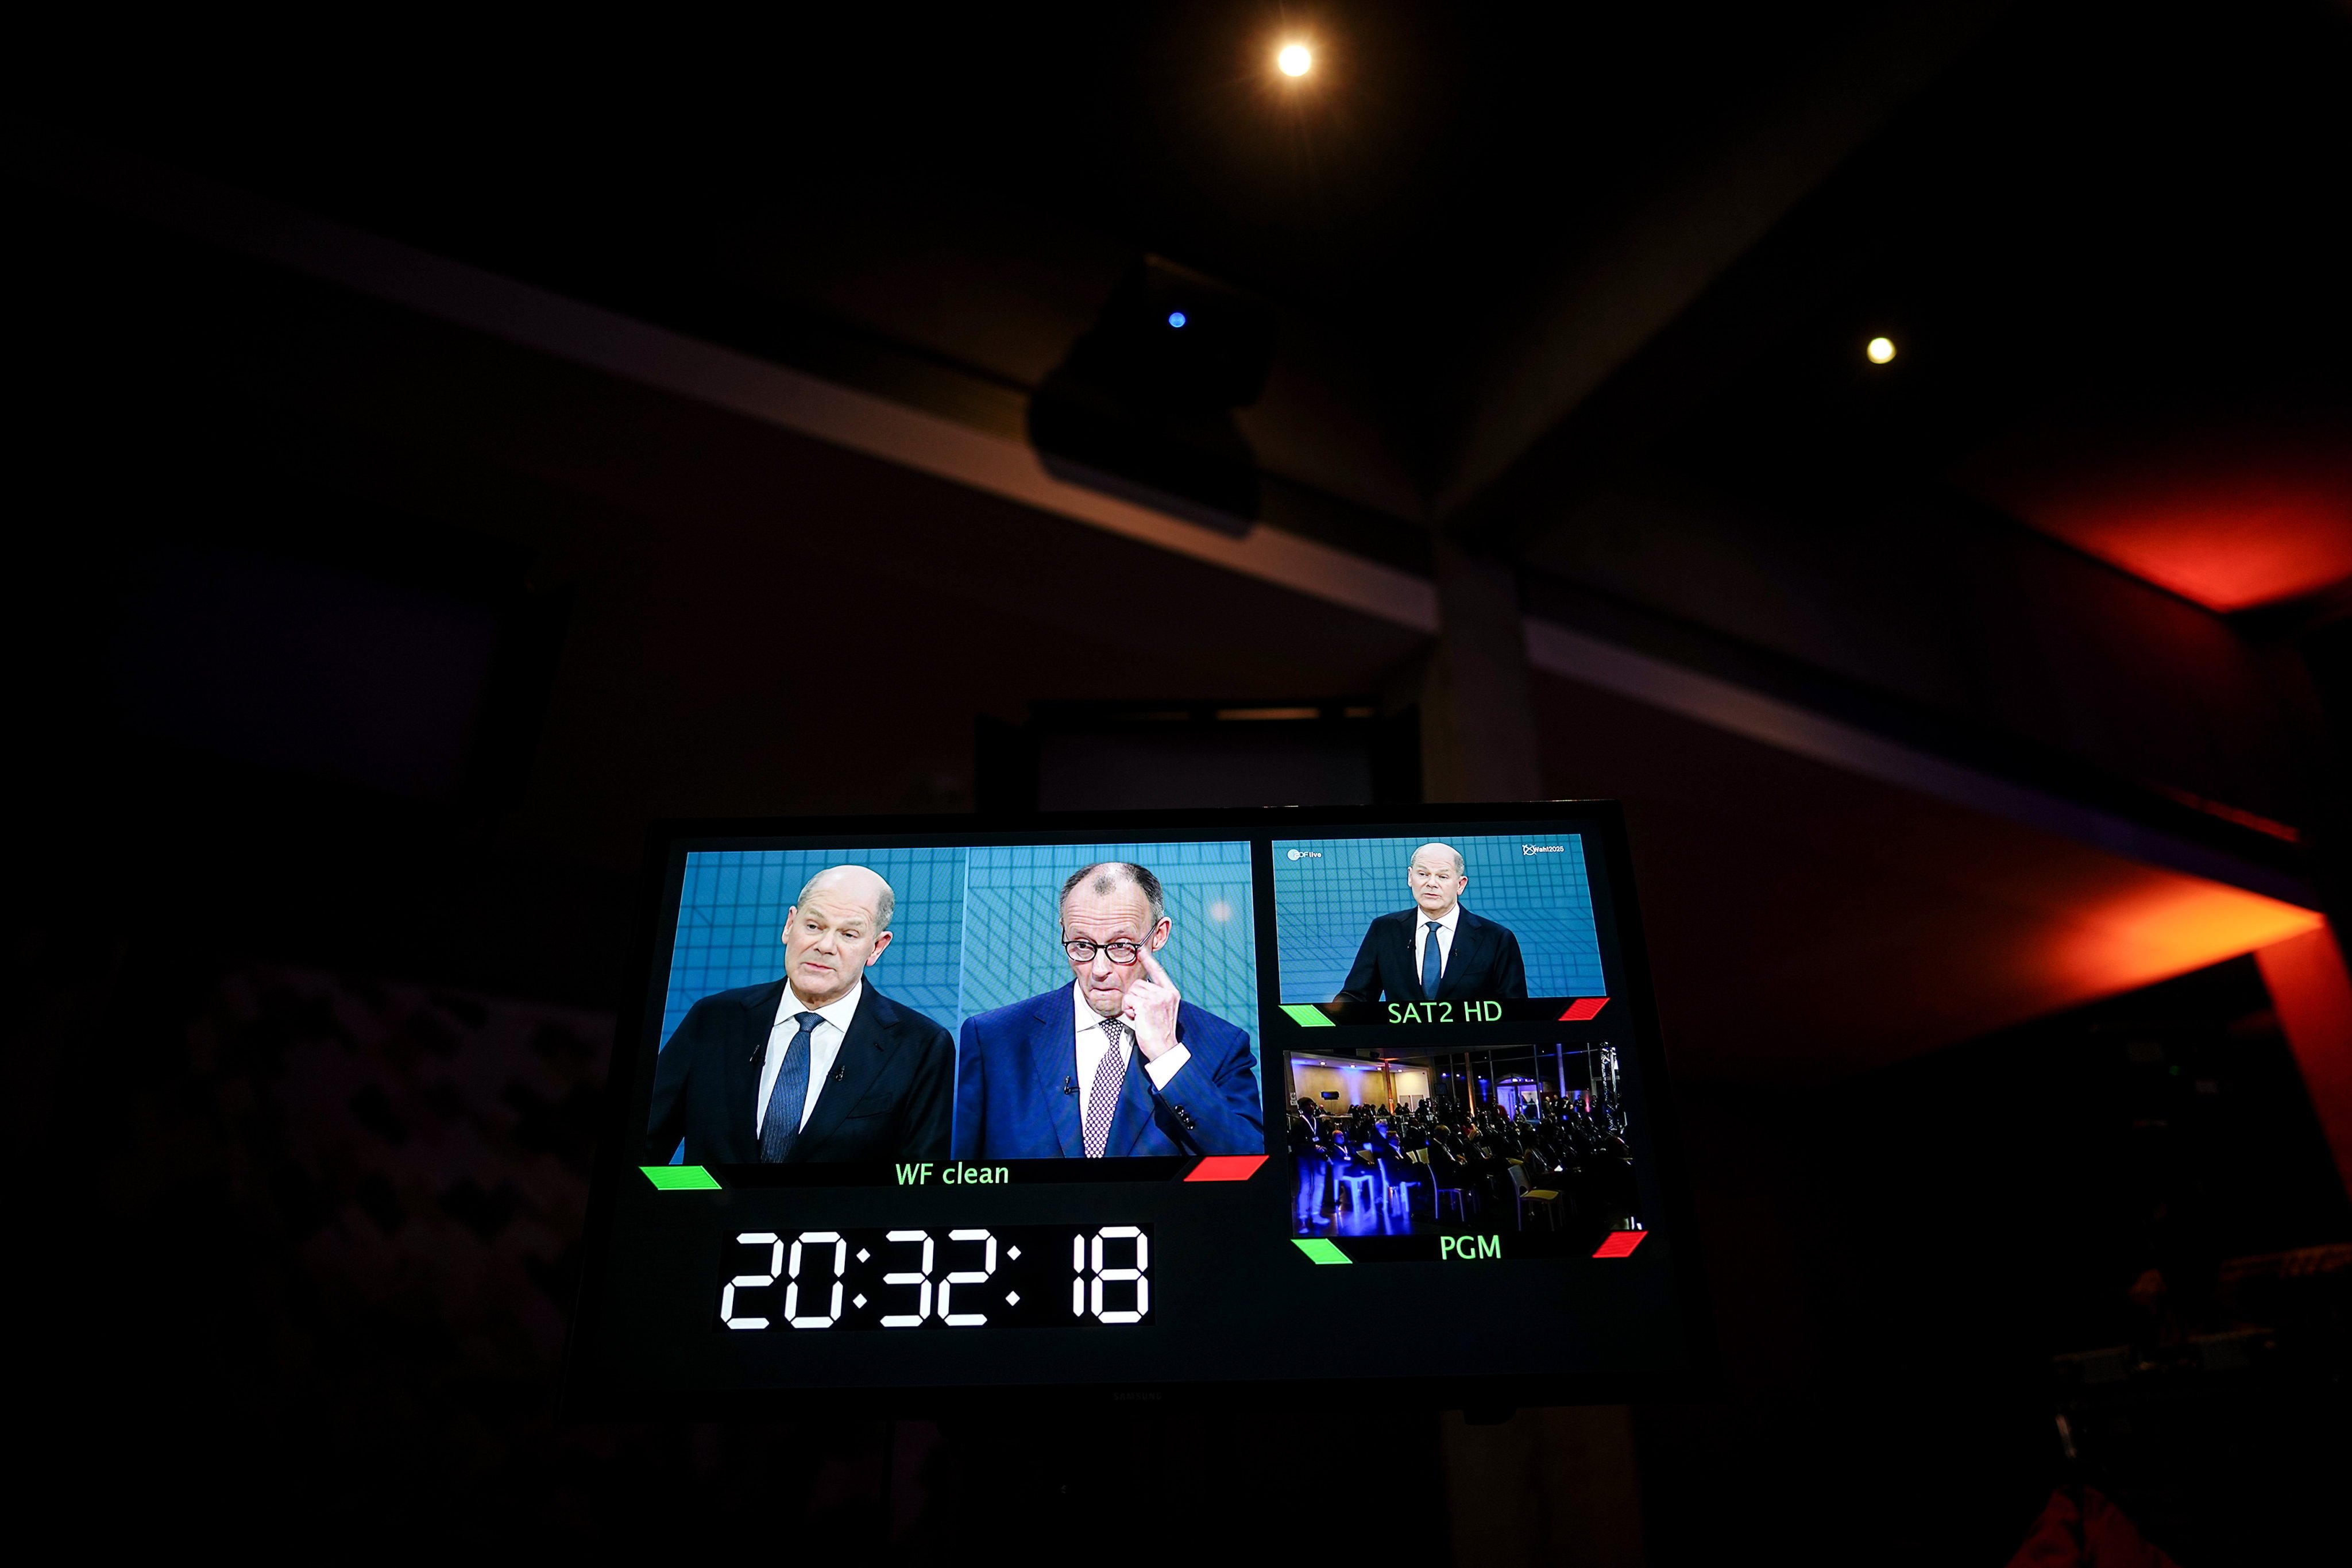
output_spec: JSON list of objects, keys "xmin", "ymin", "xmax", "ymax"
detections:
[
  {"xmin": 1422, "ymin": 921, "xmax": 1444, "ymax": 998},
  {"xmin": 1083, "ymin": 1018, "xmax": 1130, "ymax": 1158},
  {"xmin": 760, "ymin": 1011, "xmax": 823, "ymax": 1163}
]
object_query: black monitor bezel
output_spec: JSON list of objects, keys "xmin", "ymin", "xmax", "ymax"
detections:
[{"xmin": 565, "ymin": 801, "xmax": 1718, "ymax": 1416}]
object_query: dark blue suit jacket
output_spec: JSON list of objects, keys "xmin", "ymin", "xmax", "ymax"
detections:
[
  {"xmin": 952, "ymin": 987, "xmax": 1265, "ymax": 1160},
  {"xmin": 1336, "ymin": 907, "xmax": 1529, "ymax": 1003},
  {"xmin": 646, "ymin": 979, "xmax": 953, "ymax": 1165}
]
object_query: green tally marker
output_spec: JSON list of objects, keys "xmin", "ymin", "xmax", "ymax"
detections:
[{"xmin": 642, "ymin": 1164, "xmax": 723, "ymax": 1191}]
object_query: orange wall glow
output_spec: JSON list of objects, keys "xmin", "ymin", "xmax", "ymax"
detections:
[
  {"xmin": 2048, "ymin": 879, "xmax": 2323, "ymax": 1000},
  {"xmin": 1959, "ymin": 415, "xmax": 2352, "ymax": 612}
]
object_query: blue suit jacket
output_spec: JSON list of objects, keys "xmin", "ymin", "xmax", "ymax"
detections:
[{"xmin": 953, "ymin": 987, "xmax": 1265, "ymax": 1160}]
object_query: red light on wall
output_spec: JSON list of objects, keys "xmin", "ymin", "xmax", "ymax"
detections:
[
  {"xmin": 2256, "ymin": 926, "xmax": 2352, "ymax": 1200},
  {"xmin": 2048, "ymin": 880, "xmax": 2323, "ymax": 999},
  {"xmin": 1958, "ymin": 415, "xmax": 2352, "ymax": 612}
]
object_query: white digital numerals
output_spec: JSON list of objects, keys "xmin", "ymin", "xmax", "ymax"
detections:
[
  {"xmin": 785, "ymin": 1231, "xmax": 847, "ymax": 1328},
  {"xmin": 1071, "ymin": 1226, "xmax": 1150, "ymax": 1324},
  {"xmin": 725, "ymin": 1227, "xmax": 1145, "ymax": 1329},
  {"xmin": 880, "ymin": 1230, "xmax": 934, "ymax": 1327},
  {"xmin": 884, "ymin": 1229, "xmax": 996, "ymax": 1327},
  {"xmin": 721, "ymin": 1232, "xmax": 783, "ymax": 1330},
  {"xmin": 940, "ymin": 1229, "xmax": 998, "ymax": 1327},
  {"xmin": 727, "ymin": 1230, "xmax": 1000, "ymax": 1330}
]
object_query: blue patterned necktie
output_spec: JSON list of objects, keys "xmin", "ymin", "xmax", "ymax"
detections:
[
  {"xmin": 760, "ymin": 1011, "xmax": 824, "ymax": 1163},
  {"xmin": 1422, "ymin": 921, "xmax": 1444, "ymax": 998}
]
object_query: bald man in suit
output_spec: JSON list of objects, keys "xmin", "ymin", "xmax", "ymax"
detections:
[
  {"xmin": 1336, "ymin": 842, "xmax": 1528, "ymax": 1005},
  {"xmin": 647, "ymin": 866, "xmax": 953, "ymax": 1166},
  {"xmin": 953, "ymin": 862, "xmax": 1262, "ymax": 1160}
]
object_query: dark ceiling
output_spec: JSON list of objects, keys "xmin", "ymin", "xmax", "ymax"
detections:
[
  {"xmin": 1618, "ymin": 0, "xmax": 2352, "ymax": 563},
  {"xmin": 31, "ymin": 0, "xmax": 2347, "ymax": 542},
  {"xmin": 11, "ymin": 0, "xmax": 2350, "ymax": 1082},
  {"xmin": 36, "ymin": 3, "xmax": 1879, "ymax": 312}
]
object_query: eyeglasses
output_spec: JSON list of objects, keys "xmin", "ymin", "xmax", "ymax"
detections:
[{"xmin": 1064, "ymin": 938, "xmax": 1145, "ymax": 965}]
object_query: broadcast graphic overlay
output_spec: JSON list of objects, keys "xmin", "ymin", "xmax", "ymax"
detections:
[
  {"xmin": 1270, "ymin": 831, "xmax": 1648, "ymax": 1263},
  {"xmin": 1270, "ymin": 833, "xmax": 1608, "ymax": 1026},
  {"xmin": 572, "ymin": 808, "xmax": 1705, "ymax": 1411},
  {"xmin": 645, "ymin": 840, "xmax": 1263, "ymax": 1184}
]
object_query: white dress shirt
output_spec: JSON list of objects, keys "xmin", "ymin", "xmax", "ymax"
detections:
[
  {"xmin": 1412, "ymin": 903, "xmax": 1462, "ymax": 987},
  {"xmin": 755, "ymin": 978, "xmax": 864, "ymax": 1137},
  {"xmin": 1071, "ymin": 980, "xmax": 1190, "ymax": 1127}
]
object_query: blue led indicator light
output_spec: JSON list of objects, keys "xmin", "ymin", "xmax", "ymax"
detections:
[{"xmin": 1167, "ymin": 310, "xmax": 1187, "ymax": 329}]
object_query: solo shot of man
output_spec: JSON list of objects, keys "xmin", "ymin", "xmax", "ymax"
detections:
[
  {"xmin": 1334, "ymin": 842, "xmax": 1529, "ymax": 1005},
  {"xmin": 646, "ymin": 865, "xmax": 954, "ymax": 1167},
  {"xmin": 952, "ymin": 862, "xmax": 1263, "ymax": 1160}
]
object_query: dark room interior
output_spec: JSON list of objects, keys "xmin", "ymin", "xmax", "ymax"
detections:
[{"xmin": 10, "ymin": 3, "xmax": 2350, "ymax": 1563}]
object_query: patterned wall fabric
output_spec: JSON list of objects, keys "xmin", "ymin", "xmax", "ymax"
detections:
[
  {"xmin": 1269, "ymin": 834, "xmax": 1605, "ymax": 1002},
  {"xmin": 659, "ymin": 848, "xmax": 968, "ymax": 1045}
]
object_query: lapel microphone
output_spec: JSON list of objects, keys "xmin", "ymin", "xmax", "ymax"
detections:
[{"xmin": 1061, "ymin": 1076, "xmax": 1079, "ymax": 1096}]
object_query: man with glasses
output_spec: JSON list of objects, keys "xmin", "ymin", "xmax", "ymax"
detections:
[
  {"xmin": 1335, "ymin": 842, "xmax": 1528, "ymax": 1005},
  {"xmin": 952, "ymin": 861, "xmax": 1263, "ymax": 1160}
]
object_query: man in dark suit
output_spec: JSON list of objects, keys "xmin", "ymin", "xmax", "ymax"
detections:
[
  {"xmin": 1335, "ymin": 842, "xmax": 1529, "ymax": 1004},
  {"xmin": 953, "ymin": 861, "xmax": 1262, "ymax": 1160},
  {"xmin": 646, "ymin": 866, "xmax": 952, "ymax": 1166}
]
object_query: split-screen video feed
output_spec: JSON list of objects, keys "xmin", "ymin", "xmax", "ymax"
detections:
[
  {"xmin": 646, "ymin": 842, "xmax": 1262, "ymax": 1168},
  {"xmin": 1270, "ymin": 833, "xmax": 1609, "ymax": 1022}
]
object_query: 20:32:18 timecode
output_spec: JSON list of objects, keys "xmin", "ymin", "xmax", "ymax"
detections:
[{"xmin": 717, "ymin": 1225, "xmax": 1154, "ymax": 1331}]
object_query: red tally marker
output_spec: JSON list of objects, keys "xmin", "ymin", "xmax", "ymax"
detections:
[
  {"xmin": 1592, "ymin": 1230, "xmax": 1647, "ymax": 1258},
  {"xmin": 1558, "ymin": 997, "xmax": 1609, "ymax": 1022},
  {"xmin": 1184, "ymin": 1155, "xmax": 1268, "ymax": 1182}
]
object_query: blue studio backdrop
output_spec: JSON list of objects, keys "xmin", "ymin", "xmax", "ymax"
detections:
[
  {"xmin": 659, "ymin": 847, "xmax": 968, "ymax": 1045},
  {"xmin": 958, "ymin": 840, "xmax": 1258, "ymax": 1056},
  {"xmin": 661, "ymin": 840, "xmax": 1260, "ymax": 1070},
  {"xmin": 1269, "ymin": 834, "xmax": 1606, "ymax": 1003}
]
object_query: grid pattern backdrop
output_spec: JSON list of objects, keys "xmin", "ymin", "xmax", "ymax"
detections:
[
  {"xmin": 658, "ymin": 848, "xmax": 968, "ymax": 1046},
  {"xmin": 959, "ymin": 841, "xmax": 1260, "ymax": 1075},
  {"xmin": 1270, "ymin": 835, "xmax": 1605, "ymax": 1002}
]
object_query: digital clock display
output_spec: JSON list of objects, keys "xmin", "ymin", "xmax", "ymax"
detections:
[
  {"xmin": 570, "ymin": 806, "xmax": 1709, "ymax": 1411},
  {"xmin": 716, "ymin": 1225, "xmax": 1153, "ymax": 1331}
]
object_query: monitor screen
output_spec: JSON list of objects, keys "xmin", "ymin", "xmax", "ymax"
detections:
[{"xmin": 567, "ymin": 804, "xmax": 1710, "ymax": 1410}]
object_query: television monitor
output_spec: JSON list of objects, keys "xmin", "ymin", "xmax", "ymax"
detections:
[{"xmin": 566, "ymin": 804, "xmax": 1711, "ymax": 1411}]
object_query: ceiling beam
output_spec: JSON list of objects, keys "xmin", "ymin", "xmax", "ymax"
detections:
[
  {"xmin": 29, "ymin": 141, "xmax": 2314, "ymax": 914},
  {"xmin": 1430, "ymin": 0, "xmax": 2004, "ymax": 519},
  {"xmin": 33, "ymin": 145, "xmax": 1440, "ymax": 638}
]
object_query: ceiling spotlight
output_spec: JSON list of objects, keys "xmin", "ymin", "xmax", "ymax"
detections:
[
  {"xmin": 1866, "ymin": 335, "xmax": 1897, "ymax": 365},
  {"xmin": 1277, "ymin": 43, "xmax": 1312, "ymax": 77}
]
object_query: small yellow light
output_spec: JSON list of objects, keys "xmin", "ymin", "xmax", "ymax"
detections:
[
  {"xmin": 1866, "ymin": 335, "xmax": 1897, "ymax": 364},
  {"xmin": 1277, "ymin": 43, "xmax": 1312, "ymax": 77}
]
